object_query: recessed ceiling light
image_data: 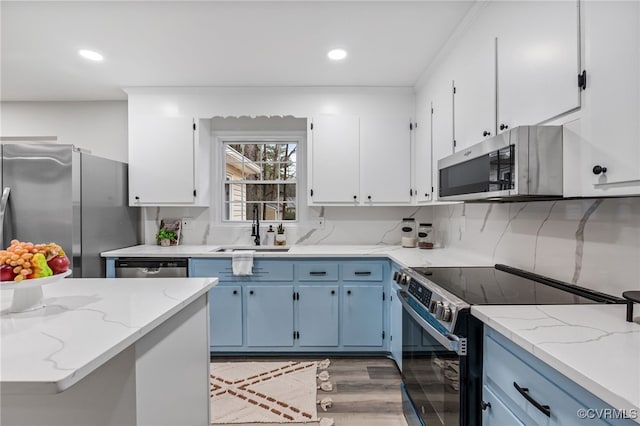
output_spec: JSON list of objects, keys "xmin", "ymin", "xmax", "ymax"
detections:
[
  {"xmin": 327, "ymin": 49, "xmax": 347, "ymax": 61},
  {"xmin": 78, "ymin": 49, "xmax": 104, "ymax": 62}
]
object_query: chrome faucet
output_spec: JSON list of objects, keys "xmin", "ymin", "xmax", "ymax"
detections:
[{"xmin": 251, "ymin": 204, "xmax": 261, "ymax": 246}]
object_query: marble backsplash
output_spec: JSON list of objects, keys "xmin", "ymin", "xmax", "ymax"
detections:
[
  {"xmin": 143, "ymin": 205, "xmax": 434, "ymax": 248},
  {"xmin": 431, "ymin": 197, "xmax": 640, "ymax": 298},
  {"xmin": 143, "ymin": 197, "xmax": 640, "ymax": 298}
]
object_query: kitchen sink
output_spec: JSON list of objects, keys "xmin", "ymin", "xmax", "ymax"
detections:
[{"xmin": 213, "ymin": 247, "xmax": 290, "ymax": 253}]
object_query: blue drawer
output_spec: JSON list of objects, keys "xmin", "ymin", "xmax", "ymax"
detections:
[
  {"xmin": 342, "ymin": 262, "xmax": 384, "ymax": 281},
  {"xmin": 296, "ymin": 263, "xmax": 339, "ymax": 281},
  {"xmin": 190, "ymin": 258, "xmax": 293, "ymax": 281}
]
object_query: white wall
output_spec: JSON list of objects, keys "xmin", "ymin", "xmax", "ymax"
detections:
[{"xmin": 0, "ymin": 101, "xmax": 128, "ymax": 162}]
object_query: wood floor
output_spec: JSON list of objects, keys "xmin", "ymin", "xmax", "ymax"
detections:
[{"xmin": 211, "ymin": 356, "xmax": 408, "ymax": 426}]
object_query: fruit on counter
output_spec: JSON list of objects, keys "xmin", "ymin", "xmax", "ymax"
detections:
[
  {"xmin": 47, "ymin": 255, "xmax": 70, "ymax": 275},
  {"xmin": 28, "ymin": 253, "xmax": 53, "ymax": 279},
  {"xmin": 0, "ymin": 240, "xmax": 69, "ymax": 282},
  {"xmin": 0, "ymin": 264, "xmax": 16, "ymax": 282}
]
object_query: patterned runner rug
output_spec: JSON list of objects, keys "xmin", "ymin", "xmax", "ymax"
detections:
[{"xmin": 210, "ymin": 361, "xmax": 318, "ymax": 424}]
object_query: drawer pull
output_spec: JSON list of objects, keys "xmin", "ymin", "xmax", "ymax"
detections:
[
  {"xmin": 309, "ymin": 271, "xmax": 327, "ymax": 276},
  {"xmin": 331, "ymin": 290, "xmax": 335, "ymax": 295},
  {"xmin": 513, "ymin": 382, "xmax": 551, "ymax": 417},
  {"xmin": 354, "ymin": 271, "xmax": 372, "ymax": 276},
  {"xmin": 232, "ymin": 290, "xmax": 238, "ymax": 295}
]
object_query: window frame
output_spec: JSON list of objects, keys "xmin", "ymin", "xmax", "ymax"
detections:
[{"xmin": 216, "ymin": 134, "xmax": 303, "ymax": 224}]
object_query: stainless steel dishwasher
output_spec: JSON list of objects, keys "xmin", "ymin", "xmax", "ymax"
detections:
[{"xmin": 114, "ymin": 258, "xmax": 188, "ymax": 278}]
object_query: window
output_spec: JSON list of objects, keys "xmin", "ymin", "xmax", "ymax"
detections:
[{"xmin": 223, "ymin": 141, "xmax": 297, "ymax": 222}]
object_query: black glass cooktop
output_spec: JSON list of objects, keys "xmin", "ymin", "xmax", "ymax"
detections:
[{"xmin": 410, "ymin": 264, "xmax": 622, "ymax": 305}]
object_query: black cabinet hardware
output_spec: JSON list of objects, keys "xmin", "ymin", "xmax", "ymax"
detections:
[
  {"xmin": 310, "ymin": 189, "xmax": 314, "ymax": 197},
  {"xmin": 249, "ymin": 290, "xmax": 254, "ymax": 295},
  {"xmin": 353, "ymin": 195, "xmax": 357, "ymax": 200},
  {"xmin": 309, "ymin": 271, "xmax": 327, "ymax": 276},
  {"xmin": 481, "ymin": 401, "xmax": 491, "ymax": 411},
  {"xmin": 623, "ymin": 291, "xmax": 640, "ymax": 322},
  {"xmin": 382, "ymin": 292, "xmax": 385, "ymax": 301},
  {"xmin": 367, "ymin": 195, "xmax": 372, "ymax": 200},
  {"xmin": 513, "ymin": 382, "xmax": 550, "ymax": 417},
  {"xmin": 232, "ymin": 290, "xmax": 237, "ymax": 295},
  {"xmin": 135, "ymin": 196, "xmax": 140, "ymax": 200},
  {"xmin": 347, "ymin": 290, "xmax": 352, "ymax": 295},
  {"xmin": 483, "ymin": 130, "xmax": 491, "ymax": 137},
  {"xmin": 354, "ymin": 271, "xmax": 372, "ymax": 276},
  {"xmin": 331, "ymin": 290, "xmax": 335, "ymax": 295},
  {"xmin": 593, "ymin": 165, "xmax": 607, "ymax": 175},
  {"xmin": 409, "ymin": 189, "xmax": 413, "ymax": 196},
  {"xmin": 578, "ymin": 70, "xmax": 587, "ymax": 90},
  {"xmin": 500, "ymin": 123, "xmax": 509, "ymax": 131}
]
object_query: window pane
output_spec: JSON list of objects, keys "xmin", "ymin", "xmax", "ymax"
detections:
[{"xmin": 222, "ymin": 141, "xmax": 297, "ymax": 222}]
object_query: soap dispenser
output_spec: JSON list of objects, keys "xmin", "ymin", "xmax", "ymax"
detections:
[{"xmin": 266, "ymin": 225, "xmax": 275, "ymax": 246}]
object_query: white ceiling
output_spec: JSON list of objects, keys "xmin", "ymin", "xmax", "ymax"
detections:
[{"xmin": 1, "ymin": 1, "xmax": 474, "ymax": 101}]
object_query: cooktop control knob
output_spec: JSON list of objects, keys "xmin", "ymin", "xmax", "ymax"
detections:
[
  {"xmin": 429, "ymin": 300, "xmax": 439, "ymax": 313},
  {"xmin": 435, "ymin": 302, "xmax": 444, "ymax": 319},
  {"xmin": 441, "ymin": 306, "xmax": 452, "ymax": 322}
]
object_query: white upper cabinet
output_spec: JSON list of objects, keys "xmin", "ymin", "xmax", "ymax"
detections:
[
  {"xmin": 431, "ymin": 81, "xmax": 455, "ymax": 201},
  {"xmin": 581, "ymin": 0, "xmax": 640, "ymax": 189},
  {"xmin": 451, "ymin": 5, "xmax": 497, "ymax": 150},
  {"xmin": 495, "ymin": 1, "xmax": 580, "ymax": 131},
  {"xmin": 128, "ymin": 116, "xmax": 197, "ymax": 205},
  {"xmin": 414, "ymin": 101, "xmax": 433, "ymax": 203},
  {"xmin": 360, "ymin": 117, "xmax": 412, "ymax": 204},
  {"xmin": 308, "ymin": 115, "xmax": 360, "ymax": 204}
]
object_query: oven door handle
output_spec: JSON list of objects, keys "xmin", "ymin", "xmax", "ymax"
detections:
[{"xmin": 397, "ymin": 289, "xmax": 467, "ymax": 356}]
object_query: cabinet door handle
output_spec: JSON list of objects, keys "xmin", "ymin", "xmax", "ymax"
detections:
[
  {"xmin": 483, "ymin": 130, "xmax": 491, "ymax": 137},
  {"xmin": 233, "ymin": 290, "xmax": 238, "ymax": 295},
  {"xmin": 331, "ymin": 290, "xmax": 335, "ymax": 295},
  {"xmin": 593, "ymin": 165, "xmax": 607, "ymax": 175},
  {"xmin": 513, "ymin": 382, "xmax": 551, "ymax": 417},
  {"xmin": 481, "ymin": 401, "xmax": 491, "ymax": 411},
  {"xmin": 249, "ymin": 290, "xmax": 254, "ymax": 295},
  {"xmin": 500, "ymin": 123, "xmax": 509, "ymax": 131},
  {"xmin": 367, "ymin": 195, "xmax": 372, "ymax": 200},
  {"xmin": 347, "ymin": 290, "xmax": 352, "ymax": 295},
  {"xmin": 354, "ymin": 271, "xmax": 372, "ymax": 276},
  {"xmin": 309, "ymin": 271, "xmax": 327, "ymax": 276},
  {"xmin": 353, "ymin": 195, "xmax": 357, "ymax": 200}
]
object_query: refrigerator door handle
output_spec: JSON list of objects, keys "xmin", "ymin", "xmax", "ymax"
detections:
[{"xmin": 0, "ymin": 187, "xmax": 10, "ymax": 232}]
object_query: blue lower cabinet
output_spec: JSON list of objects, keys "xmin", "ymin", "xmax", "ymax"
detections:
[
  {"xmin": 246, "ymin": 286, "xmax": 294, "ymax": 347},
  {"xmin": 210, "ymin": 285, "xmax": 243, "ymax": 347},
  {"xmin": 482, "ymin": 386, "xmax": 525, "ymax": 426},
  {"xmin": 297, "ymin": 285, "xmax": 339, "ymax": 347},
  {"xmin": 342, "ymin": 285, "xmax": 384, "ymax": 347}
]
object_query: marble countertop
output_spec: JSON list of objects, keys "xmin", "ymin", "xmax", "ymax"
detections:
[
  {"xmin": 101, "ymin": 244, "xmax": 493, "ymax": 268},
  {"xmin": 0, "ymin": 277, "xmax": 217, "ymax": 394},
  {"xmin": 472, "ymin": 305, "xmax": 640, "ymax": 423}
]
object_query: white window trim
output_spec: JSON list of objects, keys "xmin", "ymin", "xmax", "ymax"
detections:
[{"xmin": 212, "ymin": 131, "xmax": 307, "ymax": 227}]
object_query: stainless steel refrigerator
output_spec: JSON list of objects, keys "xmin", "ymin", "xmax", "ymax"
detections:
[{"xmin": 0, "ymin": 143, "xmax": 140, "ymax": 277}]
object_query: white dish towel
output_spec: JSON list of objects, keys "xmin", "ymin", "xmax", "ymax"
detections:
[{"xmin": 232, "ymin": 250, "xmax": 255, "ymax": 276}]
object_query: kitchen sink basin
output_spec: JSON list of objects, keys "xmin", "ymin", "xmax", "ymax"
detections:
[{"xmin": 213, "ymin": 247, "xmax": 290, "ymax": 253}]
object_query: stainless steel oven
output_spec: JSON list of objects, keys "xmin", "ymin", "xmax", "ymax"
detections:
[{"xmin": 395, "ymin": 265, "xmax": 624, "ymax": 426}]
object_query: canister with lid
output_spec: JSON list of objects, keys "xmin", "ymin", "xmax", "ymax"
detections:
[
  {"xmin": 418, "ymin": 223, "xmax": 434, "ymax": 249},
  {"xmin": 401, "ymin": 218, "xmax": 417, "ymax": 248}
]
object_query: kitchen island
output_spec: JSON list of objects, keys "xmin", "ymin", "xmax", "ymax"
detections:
[{"xmin": 1, "ymin": 277, "xmax": 217, "ymax": 426}]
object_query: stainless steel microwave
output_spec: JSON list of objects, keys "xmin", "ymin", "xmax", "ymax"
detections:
[{"xmin": 437, "ymin": 126, "xmax": 563, "ymax": 201}]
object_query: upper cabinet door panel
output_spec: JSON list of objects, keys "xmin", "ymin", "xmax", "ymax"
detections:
[
  {"xmin": 452, "ymin": 6, "xmax": 497, "ymax": 150},
  {"xmin": 129, "ymin": 116, "xmax": 195, "ymax": 204},
  {"xmin": 584, "ymin": 0, "xmax": 640, "ymax": 187},
  {"xmin": 309, "ymin": 115, "xmax": 359, "ymax": 204},
  {"xmin": 496, "ymin": 0, "xmax": 580, "ymax": 129},
  {"xmin": 360, "ymin": 117, "xmax": 411, "ymax": 204}
]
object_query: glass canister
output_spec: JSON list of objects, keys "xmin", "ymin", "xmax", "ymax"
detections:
[
  {"xmin": 418, "ymin": 223, "xmax": 434, "ymax": 249},
  {"xmin": 401, "ymin": 218, "xmax": 417, "ymax": 248}
]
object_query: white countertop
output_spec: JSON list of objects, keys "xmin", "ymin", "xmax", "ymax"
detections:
[
  {"xmin": 0, "ymin": 277, "xmax": 217, "ymax": 394},
  {"xmin": 101, "ymin": 244, "xmax": 493, "ymax": 268},
  {"xmin": 472, "ymin": 305, "xmax": 640, "ymax": 423}
]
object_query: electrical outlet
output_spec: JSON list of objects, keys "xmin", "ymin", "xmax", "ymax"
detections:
[
  {"xmin": 318, "ymin": 217, "xmax": 325, "ymax": 229},
  {"xmin": 182, "ymin": 217, "xmax": 193, "ymax": 230}
]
